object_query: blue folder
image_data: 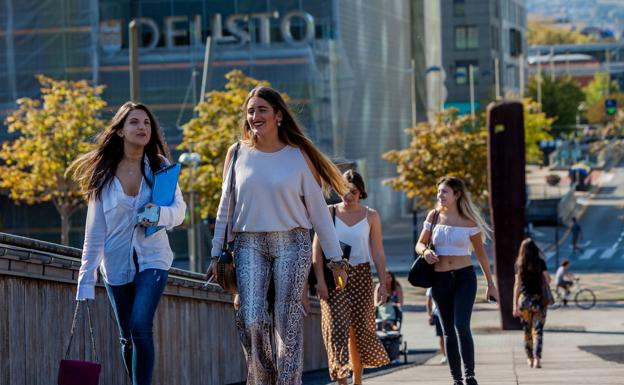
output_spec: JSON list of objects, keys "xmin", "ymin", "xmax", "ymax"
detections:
[{"xmin": 145, "ymin": 163, "xmax": 182, "ymax": 237}]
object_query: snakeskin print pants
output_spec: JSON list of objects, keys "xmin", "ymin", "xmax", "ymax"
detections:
[{"xmin": 234, "ymin": 228, "xmax": 311, "ymax": 385}]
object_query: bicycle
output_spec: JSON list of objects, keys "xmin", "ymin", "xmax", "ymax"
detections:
[{"xmin": 550, "ymin": 277, "xmax": 596, "ymax": 310}]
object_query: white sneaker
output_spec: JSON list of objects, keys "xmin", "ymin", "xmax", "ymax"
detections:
[{"xmin": 440, "ymin": 356, "xmax": 448, "ymax": 364}]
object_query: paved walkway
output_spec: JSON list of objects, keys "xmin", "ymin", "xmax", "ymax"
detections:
[{"xmin": 363, "ymin": 303, "xmax": 624, "ymax": 385}]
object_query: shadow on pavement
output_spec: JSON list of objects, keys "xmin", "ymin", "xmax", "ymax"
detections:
[
  {"xmin": 301, "ymin": 349, "xmax": 438, "ymax": 385},
  {"xmin": 579, "ymin": 345, "xmax": 624, "ymax": 364}
]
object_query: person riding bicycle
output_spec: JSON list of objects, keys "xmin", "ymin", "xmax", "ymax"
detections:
[{"xmin": 555, "ymin": 260, "xmax": 574, "ymax": 306}]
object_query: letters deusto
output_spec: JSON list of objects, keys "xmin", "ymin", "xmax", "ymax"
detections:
[{"xmin": 100, "ymin": 10, "xmax": 316, "ymax": 51}]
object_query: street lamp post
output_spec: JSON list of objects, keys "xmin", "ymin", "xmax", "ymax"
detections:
[{"xmin": 179, "ymin": 152, "xmax": 201, "ymax": 272}]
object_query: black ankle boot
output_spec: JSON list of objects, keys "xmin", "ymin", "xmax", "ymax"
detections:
[
  {"xmin": 466, "ymin": 377, "xmax": 478, "ymax": 385},
  {"xmin": 453, "ymin": 381, "xmax": 464, "ymax": 385}
]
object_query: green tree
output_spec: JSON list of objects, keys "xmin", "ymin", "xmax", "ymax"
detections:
[
  {"xmin": 0, "ymin": 75, "xmax": 107, "ymax": 245},
  {"xmin": 528, "ymin": 75, "xmax": 585, "ymax": 131},
  {"xmin": 382, "ymin": 110, "xmax": 488, "ymax": 209},
  {"xmin": 585, "ymin": 94, "xmax": 624, "ymax": 124},
  {"xmin": 583, "ymin": 72, "xmax": 620, "ymax": 107},
  {"xmin": 178, "ymin": 70, "xmax": 271, "ymax": 219},
  {"xmin": 523, "ymin": 98, "xmax": 555, "ymax": 164},
  {"xmin": 528, "ymin": 22, "xmax": 598, "ymax": 45}
]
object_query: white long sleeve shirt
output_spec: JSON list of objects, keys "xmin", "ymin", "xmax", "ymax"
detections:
[
  {"xmin": 210, "ymin": 144, "xmax": 343, "ymax": 260},
  {"xmin": 76, "ymin": 157, "xmax": 186, "ymax": 300}
]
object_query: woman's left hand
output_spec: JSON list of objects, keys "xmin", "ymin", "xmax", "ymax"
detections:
[
  {"xmin": 486, "ymin": 283, "xmax": 500, "ymax": 303},
  {"xmin": 138, "ymin": 203, "xmax": 160, "ymax": 227}
]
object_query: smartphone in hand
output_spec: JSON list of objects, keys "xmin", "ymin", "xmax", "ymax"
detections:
[{"xmin": 137, "ymin": 205, "xmax": 160, "ymax": 226}]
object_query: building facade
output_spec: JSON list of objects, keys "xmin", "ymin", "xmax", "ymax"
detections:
[
  {"xmin": 0, "ymin": 0, "xmax": 436, "ymax": 245},
  {"xmin": 441, "ymin": 0, "xmax": 527, "ymax": 113}
]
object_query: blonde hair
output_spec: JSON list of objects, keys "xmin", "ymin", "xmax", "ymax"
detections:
[
  {"xmin": 437, "ymin": 176, "xmax": 491, "ymax": 242},
  {"xmin": 240, "ymin": 86, "xmax": 348, "ymax": 196}
]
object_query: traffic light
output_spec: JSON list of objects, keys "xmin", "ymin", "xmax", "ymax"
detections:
[{"xmin": 605, "ymin": 98, "xmax": 617, "ymax": 115}]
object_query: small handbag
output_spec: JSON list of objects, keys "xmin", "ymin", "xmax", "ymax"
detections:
[
  {"xmin": 216, "ymin": 143, "xmax": 240, "ymax": 295},
  {"xmin": 408, "ymin": 210, "xmax": 440, "ymax": 288},
  {"xmin": 323, "ymin": 206, "xmax": 351, "ymax": 289},
  {"xmin": 311, "ymin": 206, "xmax": 351, "ymax": 289},
  {"xmin": 541, "ymin": 275, "xmax": 554, "ymax": 307},
  {"xmin": 58, "ymin": 301, "xmax": 101, "ymax": 385}
]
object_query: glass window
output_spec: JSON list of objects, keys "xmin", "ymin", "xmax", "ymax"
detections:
[
  {"xmin": 455, "ymin": 26, "xmax": 478, "ymax": 50},
  {"xmin": 455, "ymin": 61, "xmax": 479, "ymax": 85},
  {"xmin": 455, "ymin": 27, "xmax": 467, "ymax": 50},
  {"xmin": 467, "ymin": 27, "xmax": 479, "ymax": 49},
  {"xmin": 453, "ymin": 0, "xmax": 465, "ymax": 16}
]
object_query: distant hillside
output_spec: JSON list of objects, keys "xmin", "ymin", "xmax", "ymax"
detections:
[{"xmin": 528, "ymin": 0, "xmax": 624, "ymax": 41}]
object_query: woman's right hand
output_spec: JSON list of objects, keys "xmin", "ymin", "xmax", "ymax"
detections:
[
  {"xmin": 206, "ymin": 258, "xmax": 218, "ymax": 283},
  {"xmin": 512, "ymin": 305, "xmax": 521, "ymax": 318},
  {"xmin": 423, "ymin": 249, "xmax": 439, "ymax": 264}
]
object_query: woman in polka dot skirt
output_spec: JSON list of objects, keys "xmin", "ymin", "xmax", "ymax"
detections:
[{"xmin": 312, "ymin": 170, "xmax": 390, "ymax": 385}]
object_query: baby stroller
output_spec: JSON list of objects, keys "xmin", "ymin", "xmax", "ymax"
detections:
[{"xmin": 375, "ymin": 303, "xmax": 408, "ymax": 363}]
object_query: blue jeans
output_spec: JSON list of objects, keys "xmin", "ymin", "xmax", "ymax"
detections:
[
  {"xmin": 105, "ymin": 268, "xmax": 168, "ymax": 385},
  {"xmin": 432, "ymin": 265, "xmax": 477, "ymax": 382}
]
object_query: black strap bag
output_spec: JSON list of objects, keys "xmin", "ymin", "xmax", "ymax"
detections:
[{"xmin": 408, "ymin": 210, "xmax": 439, "ymax": 288}]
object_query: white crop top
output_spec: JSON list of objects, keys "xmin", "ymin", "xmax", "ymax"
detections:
[{"xmin": 423, "ymin": 222, "xmax": 481, "ymax": 256}]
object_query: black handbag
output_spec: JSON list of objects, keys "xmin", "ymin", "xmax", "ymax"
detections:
[
  {"xmin": 309, "ymin": 206, "xmax": 351, "ymax": 289},
  {"xmin": 408, "ymin": 210, "xmax": 439, "ymax": 288},
  {"xmin": 216, "ymin": 143, "xmax": 240, "ymax": 295}
]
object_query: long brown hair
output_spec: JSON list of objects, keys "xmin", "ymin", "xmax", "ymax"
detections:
[
  {"xmin": 241, "ymin": 86, "xmax": 348, "ymax": 196},
  {"xmin": 67, "ymin": 102, "xmax": 170, "ymax": 200},
  {"xmin": 437, "ymin": 176, "xmax": 491, "ymax": 241},
  {"xmin": 515, "ymin": 238, "xmax": 545, "ymax": 277}
]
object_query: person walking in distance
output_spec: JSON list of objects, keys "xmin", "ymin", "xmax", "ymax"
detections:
[
  {"xmin": 426, "ymin": 288, "xmax": 447, "ymax": 364},
  {"xmin": 570, "ymin": 217, "xmax": 583, "ymax": 253},
  {"xmin": 415, "ymin": 176, "xmax": 499, "ymax": 385},
  {"xmin": 206, "ymin": 86, "xmax": 349, "ymax": 385},
  {"xmin": 513, "ymin": 238, "xmax": 551, "ymax": 369},
  {"xmin": 70, "ymin": 102, "xmax": 186, "ymax": 385}
]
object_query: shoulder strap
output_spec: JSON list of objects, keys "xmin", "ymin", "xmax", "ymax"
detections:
[
  {"xmin": 223, "ymin": 143, "xmax": 241, "ymax": 244},
  {"xmin": 426, "ymin": 210, "xmax": 440, "ymax": 248},
  {"xmin": 431, "ymin": 210, "xmax": 440, "ymax": 230},
  {"xmin": 331, "ymin": 205, "xmax": 336, "ymax": 225}
]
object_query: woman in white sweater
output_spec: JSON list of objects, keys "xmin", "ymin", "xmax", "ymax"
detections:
[
  {"xmin": 207, "ymin": 86, "xmax": 349, "ymax": 385},
  {"xmin": 70, "ymin": 102, "xmax": 186, "ymax": 385}
]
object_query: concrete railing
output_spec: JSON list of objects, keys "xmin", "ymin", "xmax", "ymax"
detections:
[{"xmin": 0, "ymin": 233, "xmax": 327, "ymax": 385}]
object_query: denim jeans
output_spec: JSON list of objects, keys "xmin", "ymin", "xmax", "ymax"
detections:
[
  {"xmin": 105, "ymin": 268, "xmax": 168, "ymax": 385},
  {"xmin": 431, "ymin": 265, "xmax": 477, "ymax": 382}
]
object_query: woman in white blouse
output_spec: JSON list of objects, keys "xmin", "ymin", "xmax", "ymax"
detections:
[
  {"xmin": 415, "ymin": 176, "xmax": 499, "ymax": 385},
  {"xmin": 206, "ymin": 86, "xmax": 349, "ymax": 384},
  {"xmin": 69, "ymin": 102, "xmax": 186, "ymax": 385}
]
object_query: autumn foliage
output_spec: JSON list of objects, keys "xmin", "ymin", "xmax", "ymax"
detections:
[
  {"xmin": 0, "ymin": 75, "xmax": 106, "ymax": 245},
  {"xmin": 382, "ymin": 110, "xmax": 488, "ymax": 209},
  {"xmin": 178, "ymin": 70, "xmax": 271, "ymax": 218}
]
